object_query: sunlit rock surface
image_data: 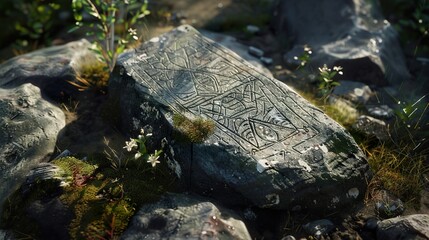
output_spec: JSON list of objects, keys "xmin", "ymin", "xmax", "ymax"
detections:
[
  {"xmin": 377, "ymin": 214, "xmax": 429, "ymax": 239},
  {"xmin": 0, "ymin": 84, "xmax": 65, "ymax": 216},
  {"xmin": 121, "ymin": 193, "xmax": 251, "ymax": 240},
  {"xmin": 0, "ymin": 39, "xmax": 91, "ymax": 88},
  {"xmin": 110, "ymin": 25, "xmax": 371, "ymax": 212},
  {"xmin": 274, "ymin": 0, "xmax": 410, "ymax": 86}
]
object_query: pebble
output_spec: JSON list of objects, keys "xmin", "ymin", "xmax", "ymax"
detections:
[
  {"xmin": 303, "ymin": 219, "xmax": 335, "ymax": 237},
  {"xmin": 246, "ymin": 25, "xmax": 260, "ymax": 34},
  {"xmin": 248, "ymin": 46, "xmax": 264, "ymax": 57}
]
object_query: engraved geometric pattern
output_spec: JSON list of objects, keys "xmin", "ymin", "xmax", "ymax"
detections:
[{"xmin": 124, "ymin": 28, "xmax": 322, "ymax": 159}]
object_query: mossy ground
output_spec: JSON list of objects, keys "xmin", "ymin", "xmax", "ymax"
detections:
[
  {"xmin": 1, "ymin": 155, "xmax": 177, "ymax": 240},
  {"xmin": 0, "ymin": 179, "xmax": 62, "ymax": 238},
  {"xmin": 363, "ymin": 142, "xmax": 428, "ymax": 208},
  {"xmin": 299, "ymin": 90, "xmax": 429, "ymax": 208}
]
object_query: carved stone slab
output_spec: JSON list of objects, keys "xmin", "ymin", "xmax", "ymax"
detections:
[{"xmin": 110, "ymin": 25, "xmax": 371, "ymax": 211}]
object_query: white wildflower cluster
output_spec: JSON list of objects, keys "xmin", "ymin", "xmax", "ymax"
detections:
[
  {"xmin": 317, "ymin": 64, "xmax": 343, "ymax": 100},
  {"xmin": 293, "ymin": 45, "xmax": 312, "ymax": 67},
  {"xmin": 123, "ymin": 128, "xmax": 162, "ymax": 167}
]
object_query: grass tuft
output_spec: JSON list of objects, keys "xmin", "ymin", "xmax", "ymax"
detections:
[{"xmin": 69, "ymin": 57, "xmax": 110, "ymax": 93}]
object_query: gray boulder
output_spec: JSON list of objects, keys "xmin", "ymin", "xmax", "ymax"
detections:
[
  {"xmin": 333, "ymin": 81, "xmax": 373, "ymax": 105},
  {"xmin": 200, "ymin": 30, "xmax": 273, "ymax": 78},
  {"xmin": 0, "ymin": 39, "xmax": 92, "ymax": 97},
  {"xmin": 366, "ymin": 104, "xmax": 394, "ymax": 119},
  {"xmin": 377, "ymin": 214, "xmax": 429, "ymax": 240},
  {"xmin": 121, "ymin": 193, "xmax": 251, "ymax": 240},
  {"xmin": 353, "ymin": 115, "xmax": 389, "ymax": 141},
  {"xmin": 0, "ymin": 84, "xmax": 65, "ymax": 216},
  {"xmin": 109, "ymin": 25, "xmax": 371, "ymax": 211},
  {"xmin": 274, "ymin": 0, "xmax": 410, "ymax": 87},
  {"xmin": 0, "ymin": 230, "xmax": 15, "ymax": 240}
]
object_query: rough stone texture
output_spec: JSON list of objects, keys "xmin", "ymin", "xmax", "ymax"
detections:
[
  {"xmin": 333, "ymin": 81, "xmax": 373, "ymax": 104},
  {"xmin": 366, "ymin": 104, "xmax": 394, "ymax": 119},
  {"xmin": 27, "ymin": 198, "xmax": 71, "ymax": 240},
  {"xmin": 302, "ymin": 219, "xmax": 335, "ymax": 237},
  {"xmin": 273, "ymin": 0, "xmax": 410, "ymax": 87},
  {"xmin": 0, "ymin": 39, "xmax": 92, "ymax": 97},
  {"xmin": 121, "ymin": 193, "xmax": 251, "ymax": 240},
  {"xmin": 377, "ymin": 214, "xmax": 429, "ymax": 240},
  {"xmin": 374, "ymin": 190, "xmax": 405, "ymax": 219},
  {"xmin": 353, "ymin": 115, "xmax": 389, "ymax": 141},
  {"xmin": 200, "ymin": 30, "xmax": 273, "ymax": 78},
  {"xmin": 0, "ymin": 84, "xmax": 65, "ymax": 216},
  {"xmin": 110, "ymin": 25, "xmax": 371, "ymax": 211},
  {"xmin": 0, "ymin": 230, "xmax": 15, "ymax": 240}
]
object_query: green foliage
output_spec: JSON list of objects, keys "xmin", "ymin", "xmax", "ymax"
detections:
[
  {"xmin": 60, "ymin": 179, "xmax": 134, "ymax": 240},
  {"xmin": 317, "ymin": 64, "xmax": 342, "ymax": 101},
  {"xmin": 380, "ymin": 0, "xmax": 429, "ymax": 55},
  {"xmin": 322, "ymin": 99, "xmax": 358, "ymax": 128},
  {"xmin": 122, "ymin": 128, "xmax": 163, "ymax": 168},
  {"xmin": 363, "ymin": 142, "xmax": 428, "ymax": 207},
  {"xmin": 294, "ymin": 45, "xmax": 312, "ymax": 69},
  {"xmin": 390, "ymin": 95, "xmax": 429, "ymax": 158},
  {"xmin": 53, "ymin": 156, "xmax": 98, "ymax": 183},
  {"xmin": 59, "ymin": 155, "xmax": 175, "ymax": 239},
  {"xmin": 71, "ymin": 0, "xmax": 150, "ymax": 72},
  {"xmin": 173, "ymin": 113, "xmax": 216, "ymax": 143},
  {"xmin": 1, "ymin": 154, "xmax": 176, "ymax": 239},
  {"xmin": 5, "ymin": 0, "xmax": 61, "ymax": 54}
]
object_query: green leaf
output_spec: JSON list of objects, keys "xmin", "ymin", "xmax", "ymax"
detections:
[
  {"xmin": 116, "ymin": 45, "xmax": 125, "ymax": 54},
  {"xmin": 68, "ymin": 25, "xmax": 80, "ymax": 33}
]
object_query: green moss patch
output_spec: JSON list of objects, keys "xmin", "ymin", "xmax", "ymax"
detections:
[
  {"xmin": 1, "ymin": 155, "xmax": 177, "ymax": 239},
  {"xmin": 173, "ymin": 113, "xmax": 216, "ymax": 143}
]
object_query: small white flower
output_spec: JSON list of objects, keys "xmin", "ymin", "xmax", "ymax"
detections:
[
  {"xmin": 147, "ymin": 154, "xmax": 160, "ymax": 167},
  {"xmin": 293, "ymin": 56, "xmax": 298, "ymax": 60},
  {"xmin": 123, "ymin": 138, "xmax": 138, "ymax": 152},
  {"xmin": 333, "ymin": 66, "xmax": 343, "ymax": 72},
  {"xmin": 135, "ymin": 152, "xmax": 142, "ymax": 160},
  {"xmin": 128, "ymin": 28, "xmax": 137, "ymax": 35},
  {"xmin": 338, "ymin": 71, "xmax": 343, "ymax": 75}
]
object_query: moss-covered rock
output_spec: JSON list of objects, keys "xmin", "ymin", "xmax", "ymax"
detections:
[{"xmin": 1, "ymin": 155, "xmax": 178, "ymax": 239}]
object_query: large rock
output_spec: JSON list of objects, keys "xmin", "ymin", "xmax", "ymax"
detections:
[
  {"xmin": 109, "ymin": 25, "xmax": 371, "ymax": 211},
  {"xmin": 0, "ymin": 84, "xmax": 65, "ymax": 216},
  {"xmin": 121, "ymin": 193, "xmax": 251, "ymax": 239},
  {"xmin": 377, "ymin": 214, "xmax": 429, "ymax": 240},
  {"xmin": 0, "ymin": 39, "xmax": 92, "ymax": 97},
  {"xmin": 200, "ymin": 30, "xmax": 273, "ymax": 78},
  {"xmin": 273, "ymin": 0, "xmax": 410, "ymax": 86}
]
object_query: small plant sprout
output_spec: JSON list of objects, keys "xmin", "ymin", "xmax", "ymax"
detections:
[
  {"xmin": 123, "ymin": 128, "xmax": 163, "ymax": 168},
  {"xmin": 318, "ymin": 64, "xmax": 343, "ymax": 101},
  {"xmin": 294, "ymin": 45, "xmax": 312, "ymax": 68},
  {"xmin": 71, "ymin": 0, "xmax": 150, "ymax": 72}
]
